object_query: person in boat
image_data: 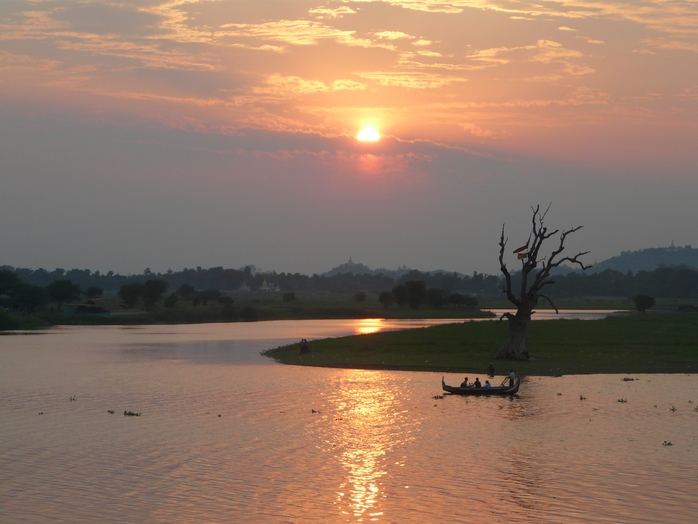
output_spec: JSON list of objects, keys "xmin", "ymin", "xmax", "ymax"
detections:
[
  {"xmin": 486, "ymin": 363, "xmax": 495, "ymax": 377},
  {"xmin": 508, "ymin": 370, "xmax": 516, "ymax": 387},
  {"xmin": 484, "ymin": 380, "xmax": 492, "ymax": 388},
  {"xmin": 473, "ymin": 378, "xmax": 482, "ymax": 388},
  {"xmin": 460, "ymin": 376, "xmax": 469, "ymax": 388}
]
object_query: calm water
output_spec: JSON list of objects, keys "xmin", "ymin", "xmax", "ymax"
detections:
[{"xmin": 1, "ymin": 319, "xmax": 696, "ymax": 523}]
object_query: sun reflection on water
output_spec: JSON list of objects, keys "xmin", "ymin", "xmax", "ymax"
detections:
[
  {"xmin": 322, "ymin": 370, "xmax": 416, "ymax": 521},
  {"xmin": 353, "ymin": 319, "xmax": 385, "ymax": 335}
]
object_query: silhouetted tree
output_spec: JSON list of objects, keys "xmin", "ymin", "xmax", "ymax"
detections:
[
  {"xmin": 282, "ymin": 292, "xmax": 296, "ymax": 302},
  {"xmin": 353, "ymin": 291, "xmax": 367, "ymax": 302},
  {"xmin": 218, "ymin": 296, "xmax": 234, "ymax": 306},
  {"xmin": 143, "ymin": 279, "xmax": 168, "ymax": 309},
  {"xmin": 496, "ymin": 205, "xmax": 590, "ymax": 360},
  {"xmin": 163, "ymin": 293, "xmax": 178, "ymax": 308},
  {"xmin": 10, "ymin": 283, "xmax": 48, "ymax": 313},
  {"xmin": 405, "ymin": 280, "xmax": 427, "ymax": 309},
  {"xmin": 47, "ymin": 280, "xmax": 82, "ymax": 308},
  {"xmin": 632, "ymin": 295, "xmax": 656, "ymax": 313},
  {"xmin": 177, "ymin": 283, "xmax": 195, "ymax": 300},
  {"xmin": 426, "ymin": 288, "xmax": 447, "ymax": 309},
  {"xmin": 392, "ymin": 285, "xmax": 408, "ymax": 307},
  {"xmin": 198, "ymin": 289, "xmax": 221, "ymax": 306},
  {"xmin": 0, "ymin": 270, "xmax": 20, "ymax": 295},
  {"xmin": 119, "ymin": 283, "xmax": 145, "ymax": 308},
  {"xmin": 378, "ymin": 291, "xmax": 394, "ymax": 309}
]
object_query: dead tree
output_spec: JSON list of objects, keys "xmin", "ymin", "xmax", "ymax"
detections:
[{"xmin": 494, "ymin": 205, "xmax": 590, "ymax": 360}]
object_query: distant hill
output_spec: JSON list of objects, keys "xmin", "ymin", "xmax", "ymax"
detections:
[
  {"xmin": 589, "ymin": 245, "xmax": 698, "ymax": 274},
  {"xmin": 322, "ymin": 257, "xmax": 413, "ymax": 279},
  {"xmin": 322, "ymin": 258, "xmax": 460, "ymax": 279}
]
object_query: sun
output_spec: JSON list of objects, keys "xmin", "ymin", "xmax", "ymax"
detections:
[{"xmin": 357, "ymin": 127, "xmax": 380, "ymax": 142}]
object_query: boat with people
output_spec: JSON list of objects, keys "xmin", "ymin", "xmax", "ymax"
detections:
[{"xmin": 442, "ymin": 376, "xmax": 521, "ymax": 396}]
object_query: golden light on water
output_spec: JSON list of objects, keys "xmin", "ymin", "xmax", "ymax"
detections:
[
  {"xmin": 357, "ymin": 127, "xmax": 380, "ymax": 142},
  {"xmin": 323, "ymin": 370, "xmax": 418, "ymax": 521},
  {"xmin": 354, "ymin": 319, "xmax": 384, "ymax": 335}
]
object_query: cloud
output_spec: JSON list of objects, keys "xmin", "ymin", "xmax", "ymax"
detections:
[
  {"xmin": 374, "ymin": 31, "xmax": 413, "ymax": 40},
  {"xmin": 0, "ymin": 50, "xmax": 59, "ymax": 72},
  {"xmin": 417, "ymin": 50, "xmax": 443, "ymax": 57},
  {"xmin": 351, "ymin": 0, "xmax": 698, "ymax": 40},
  {"xmin": 643, "ymin": 38, "xmax": 698, "ymax": 53},
  {"xmin": 332, "ymin": 79, "xmax": 366, "ymax": 90},
  {"xmin": 251, "ymin": 74, "xmax": 367, "ymax": 97},
  {"xmin": 218, "ymin": 19, "xmax": 379, "ymax": 48},
  {"xmin": 460, "ymin": 123, "xmax": 497, "ymax": 138},
  {"xmin": 358, "ymin": 71, "xmax": 466, "ymax": 89},
  {"xmin": 468, "ymin": 39, "xmax": 591, "ymax": 76},
  {"xmin": 308, "ymin": 6, "xmax": 356, "ymax": 18},
  {"xmin": 254, "ymin": 74, "xmax": 330, "ymax": 96}
]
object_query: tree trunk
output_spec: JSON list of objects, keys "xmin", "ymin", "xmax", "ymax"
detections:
[{"xmin": 495, "ymin": 311, "xmax": 531, "ymax": 360}]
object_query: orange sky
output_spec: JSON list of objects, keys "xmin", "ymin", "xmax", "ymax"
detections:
[{"xmin": 1, "ymin": 1, "xmax": 697, "ymax": 273}]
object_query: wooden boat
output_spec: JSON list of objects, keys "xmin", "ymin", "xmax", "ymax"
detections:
[{"xmin": 442, "ymin": 376, "xmax": 521, "ymax": 396}]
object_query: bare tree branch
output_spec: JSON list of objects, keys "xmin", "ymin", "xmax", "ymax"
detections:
[
  {"xmin": 496, "ymin": 312, "xmax": 514, "ymax": 323},
  {"xmin": 532, "ymin": 223, "xmax": 589, "ymax": 291},
  {"xmin": 538, "ymin": 294, "xmax": 559, "ymax": 314},
  {"xmin": 499, "ymin": 225, "xmax": 521, "ymax": 307}
]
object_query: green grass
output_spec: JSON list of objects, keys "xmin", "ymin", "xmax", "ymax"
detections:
[{"xmin": 262, "ymin": 313, "xmax": 698, "ymax": 376}]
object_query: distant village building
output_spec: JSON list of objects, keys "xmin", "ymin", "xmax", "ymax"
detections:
[
  {"xmin": 259, "ymin": 278, "xmax": 280, "ymax": 292},
  {"xmin": 238, "ymin": 281, "xmax": 250, "ymax": 292}
]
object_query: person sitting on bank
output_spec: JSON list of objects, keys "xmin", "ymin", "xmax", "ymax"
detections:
[
  {"xmin": 460, "ymin": 376, "xmax": 469, "ymax": 388},
  {"xmin": 508, "ymin": 370, "xmax": 516, "ymax": 386},
  {"xmin": 474, "ymin": 378, "xmax": 482, "ymax": 388},
  {"xmin": 300, "ymin": 339, "xmax": 310, "ymax": 354},
  {"xmin": 484, "ymin": 380, "xmax": 492, "ymax": 388}
]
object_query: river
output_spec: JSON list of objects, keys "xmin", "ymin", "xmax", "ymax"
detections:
[{"xmin": 1, "ymin": 317, "xmax": 695, "ymax": 523}]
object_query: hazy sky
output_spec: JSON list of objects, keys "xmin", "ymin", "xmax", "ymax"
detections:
[{"xmin": 1, "ymin": 0, "xmax": 697, "ymax": 275}]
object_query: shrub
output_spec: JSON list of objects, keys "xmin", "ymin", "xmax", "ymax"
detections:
[
  {"xmin": 240, "ymin": 306, "xmax": 258, "ymax": 322},
  {"xmin": 632, "ymin": 295, "xmax": 656, "ymax": 313}
]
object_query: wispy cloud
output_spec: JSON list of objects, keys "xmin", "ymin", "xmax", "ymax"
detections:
[
  {"xmin": 0, "ymin": 0, "xmax": 694, "ymax": 164},
  {"xmin": 359, "ymin": 71, "xmax": 466, "ymax": 89},
  {"xmin": 308, "ymin": 6, "xmax": 356, "ymax": 19}
]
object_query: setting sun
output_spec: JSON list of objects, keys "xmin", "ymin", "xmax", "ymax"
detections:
[{"xmin": 357, "ymin": 127, "xmax": 380, "ymax": 142}]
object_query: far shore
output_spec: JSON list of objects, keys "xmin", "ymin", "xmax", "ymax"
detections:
[
  {"xmin": 5, "ymin": 293, "xmax": 693, "ymax": 332},
  {"xmin": 0, "ymin": 296, "xmax": 495, "ymax": 332},
  {"xmin": 262, "ymin": 313, "xmax": 698, "ymax": 376}
]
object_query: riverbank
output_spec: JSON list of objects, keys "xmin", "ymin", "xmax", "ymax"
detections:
[
  {"xmin": 262, "ymin": 313, "xmax": 698, "ymax": 376},
  {"xmin": 0, "ymin": 297, "xmax": 494, "ymax": 331}
]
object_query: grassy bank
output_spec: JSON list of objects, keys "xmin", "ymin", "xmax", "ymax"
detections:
[{"xmin": 262, "ymin": 313, "xmax": 698, "ymax": 376}]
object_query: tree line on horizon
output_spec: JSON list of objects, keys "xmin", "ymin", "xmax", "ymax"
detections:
[
  {"xmin": 0, "ymin": 265, "xmax": 503, "ymax": 295},
  {"xmin": 3, "ymin": 264, "xmax": 698, "ymax": 304}
]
